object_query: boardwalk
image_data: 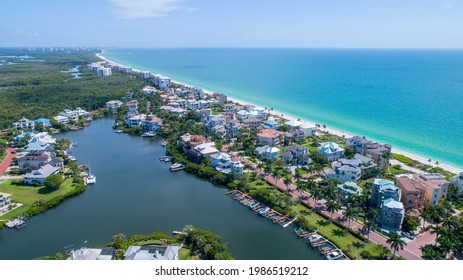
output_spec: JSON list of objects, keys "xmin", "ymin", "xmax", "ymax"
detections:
[{"xmin": 0, "ymin": 148, "xmax": 17, "ymax": 177}]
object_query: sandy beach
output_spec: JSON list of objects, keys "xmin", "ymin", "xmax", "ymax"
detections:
[{"xmin": 96, "ymin": 52, "xmax": 462, "ymax": 175}]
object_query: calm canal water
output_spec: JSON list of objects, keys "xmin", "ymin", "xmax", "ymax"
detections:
[{"xmin": 0, "ymin": 119, "xmax": 322, "ymax": 260}]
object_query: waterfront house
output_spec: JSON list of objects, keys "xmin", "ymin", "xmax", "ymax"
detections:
[
  {"xmin": 300, "ymin": 123, "xmax": 317, "ymax": 137},
  {"xmin": 126, "ymin": 100, "xmax": 139, "ymax": 113},
  {"xmin": 59, "ymin": 109, "xmax": 79, "ymax": 122},
  {"xmin": 380, "ymin": 198, "xmax": 405, "ymax": 231},
  {"xmin": 53, "ymin": 115, "xmax": 69, "ymax": 125},
  {"xmin": 25, "ymin": 141, "xmax": 51, "ymax": 152},
  {"xmin": 34, "ymin": 118, "xmax": 52, "ymax": 128},
  {"xmin": 128, "ymin": 114, "xmax": 146, "ymax": 127},
  {"xmin": 49, "ymin": 157, "xmax": 64, "ymax": 169},
  {"xmin": 449, "ymin": 172, "xmax": 463, "ymax": 195},
  {"xmin": 285, "ymin": 128, "xmax": 306, "ymax": 143},
  {"xmin": 185, "ymin": 142, "xmax": 219, "ymax": 163},
  {"xmin": 346, "ymin": 136, "xmax": 391, "ymax": 169},
  {"xmin": 68, "ymin": 248, "xmax": 115, "ymax": 260},
  {"xmin": 224, "ymin": 103, "xmax": 237, "ymax": 113},
  {"xmin": 317, "ymin": 142, "xmax": 345, "ymax": 162},
  {"xmin": 365, "ymin": 143, "xmax": 392, "ymax": 170},
  {"xmin": 324, "ymin": 158, "xmax": 362, "ymax": 183},
  {"xmin": 23, "ymin": 164, "xmax": 61, "ymax": 185},
  {"xmin": 0, "ymin": 192, "xmax": 12, "ymax": 209},
  {"xmin": 12, "ymin": 117, "xmax": 35, "ymax": 130},
  {"xmin": 17, "ymin": 152, "xmax": 50, "ymax": 172},
  {"xmin": 257, "ymin": 129, "xmax": 285, "ymax": 146},
  {"xmin": 346, "ymin": 136, "xmax": 373, "ymax": 155},
  {"xmin": 106, "ymin": 100, "xmax": 123, "ymax": 111},
  {"xmin": 97, "ymin": 67, "xmax": 111, "ymax": 76},
  {"xmin": 30, "ymin": 132, "xmax": 56, "ymax": 145},
  {"xmin": 212, "ymin": 92, "xmax": 227, "ymax": 105},
  {"xmin": 370, "ymin": 178, "xmax": 401, "ymax": 208},
  {"xmin": 283, "ymin": 145, "xmax": 310, "ymax": 165},
  {"xmin": 209, "ymin": 152, "xmax": 244, "ymax": 178},
  {"xmin": 337, "ymin": 181, "xmax": 363, "ymax": 198},
  {"xmin": 396, "ymin": 175, "xmax": 426, "ymax": 213},
  {"xmin": 180, "ymin": 134, "xmax": 207, "ymax": 150},
  {"xmin": 413, "ymin": 173, "xmax": 449, "ymax": 208},
  {"xmin": 141, "ymin": 114, "xmax": 163, "ymax": 132},
  {"xmin": 139, "ymin": 71, "xmax": 151, "ymax": 79},
  {"xmin": 153, "ymin": 74, "xmax": 171, "ymax": 90},
  {"xmin": 256, "ymin": 145, "xmax": 280, "ymax": 160},
  {"xmin": 285, "ymin": 119, "xmax": 302, "ymax": 130},
  {"xmin": 353, "ymin": 154, "xmax": 378, "ymax": 176},
  {"xmin": 124, "ymin": 245, "xmax": 179, "ymax": 260}
]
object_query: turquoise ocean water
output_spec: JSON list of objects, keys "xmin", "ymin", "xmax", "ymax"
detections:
[{"xmin": 103, "ymin": 48, "xmax": 463, "ymax": 169}]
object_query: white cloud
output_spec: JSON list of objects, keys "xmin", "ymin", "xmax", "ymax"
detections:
[{"xmin": 109, "ymin": 0, "xmax": 196, "ymax": 19}]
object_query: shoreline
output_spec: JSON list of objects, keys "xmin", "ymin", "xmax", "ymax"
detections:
[{"xmin": 95, "ymin": 52, "xmax": 462, "ymax": 174}]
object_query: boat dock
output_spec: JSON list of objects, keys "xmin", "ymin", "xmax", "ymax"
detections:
[
  {"xmin": 226, "ymin": 190, "xmax": 292, "ymax": 227},
  {"xmin": 293, "ymin": 228, "xmax": 350, "ymax": 260},
  {"xmin": 5, "ymin": 215, "xmax": 29, "ymax": 229},
  {"xmin": 170, "ymin": 163, "xmax": 186, "ymax": 172}
]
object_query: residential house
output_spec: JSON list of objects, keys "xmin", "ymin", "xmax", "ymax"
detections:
[
  {"xmin": 449, "ymin": 172, "xmax": 463, "ymax": 195},
  {"xmin": 396, "ymin": 176, "xmax": 426, "ymax": 213},
  {"xmin": 13, "ymin": 117, "xmax": 35, "ymax": 130},
  {"xmin": 141, "ymin": 114, "xmax": 162, "ymax": 132},
  {"xmin": 346, "ymin": 136, "xmax": 373, "ymax": 155},
  {"xmin": 23, "ymin": 164, "xmax": 61, "ymax": 185},
  {"xmin": 53, "ymin": 115, "xmax": 69, "ymax": 125},
  {"xmin": 25, "ymin": 141, "xmax": 51, "ymax": 152},
  {"xmin": 413, "ymin": 173, "xmax": 449, "ymax": 207},
  {"xmin": 324, "ymin": 158, "xmax": 362, "ymax": 183},
  {"xmin": 285, "ymin": 119, "xmax": 302, "ymax": 130},
  {"xmin": 49, "ymin": 157, "xmax": 64, "ymax": 169},
  {"xmin": 380, "ymin": 198, "xmax": 405, "ymax": 231},
  {"xmin": 353, "ymin": 153, "xmax": 378, "ymax": 177},
  {"xmin": 59, "ymin": 109, "xmax": 79, "ymax": 122},
  {"xmin": 198, "ymin": 109, "xmax": 212, "ymax": 118},
  {"xmin": 243, "ymin": 117, "xmax": 261, "ymax": 131},
  {"xmin": 317, "ymin": 142, "xmax": 345, "ymax": 162},
  {"xmin": 209, "ymin": 152, "xmax": 244, "ymax": 178},
  {"xmin": 370, "ymin": 178, "xmax": 401, "ymax": 208},
  {"xmin": 346, "ymin": 136, "xmax": 391, "ymax": 169},
  {"xmin": 126, "ymin": 100, "xmax": 139, "ymax": 113},
  {"xmin": 128, "ymin": 114, "xmax": 146, "ymax": 128},
  {"xmin": 282, "ymin": 145, "xmax": 310, "ymax": 165},
  {"xmin": 34, "ymin": 118, "xmax": 52, "ymax": 128},
  {"xmin": 0, "ymin": 192, "xmax": 12, "ymax": 209},
  {"xmin": 124, "ymin": 245, "xmax": 180, "ymax": 260},
  {"xmin": 68, "ymin": 248, "xmax": 115, "ymax": 260},
  {"xmin": 365, "ymin": 143, "xmax": 392, "ymax": 170},
  {"xmin": 256, "ymin": 145, "xmax": 280, "ymax": 160},
  {"xmin": 139, "ymin": 71, "xmax": 151, "ymax": 79},
  {"xmin": 212, "ymin": 92, "xmax": 227, "ymax": 105},
  {"xmin": 257, "ymin": 129, "xmax": 284, "ymax": 146},
  {"xmin": 300, "ymin": 123, "xmax": 318, "ymax": 137},
  {"xmin": 203, "ymin": 114, "xmax": 226, "ymax": 130},
  {"xmin": 106, "ymin": 100, "xmax": 123, "ymax": 110},
  {"xmin": 224, "ymin": 120, "xmax": 241, "ymax": 137},
  {"xmin": 180, "ymin": 133, "xmax": 207, "ymax": 152},
  {"xmin": 17, "ymin": 152, "xmax": 50, "ymax": 172},
  {"xmin": 263, "ymin": 117, "xmax": 279, "ymax": 130}
]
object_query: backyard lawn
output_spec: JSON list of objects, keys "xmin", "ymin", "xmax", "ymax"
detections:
[{"xmin": 0, "ymin": 178, "xmax": 75, "ymax": 220}]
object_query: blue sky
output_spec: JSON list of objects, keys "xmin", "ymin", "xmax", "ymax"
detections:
[{"xmin": 1, "ymin": 0, "xmax": 462, "ymax": 48}]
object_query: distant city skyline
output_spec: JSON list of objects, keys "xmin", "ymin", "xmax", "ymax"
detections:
[{"xmin": 1, "ymin": 0, "xmax": 463, "ymax": 49}]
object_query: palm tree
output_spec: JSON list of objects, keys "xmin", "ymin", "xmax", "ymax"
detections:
[
  {"xmin": 323, "ymin": 180, "xmax": 339, "ymax": 201},
  {"xmin": 309, "ymin": 183, "xmax": 322, "ymax": 210},
  {"xmin": 421, "ymin": 209, "xmax": 431, "ymax": 231},
  {"xmin": 283, "ymin": 175, "xmax": 293, "ymax": 193},
  {"xmin": 263, "ymin": 164, "xmax": 272, "ymax": 178},
  {"xmin": 294, "ymin": 168, "xmax": 302, "ymax": 184},
  {"xmin": 344, "ymin": 206, "xmax": 360, "ymax": 231},
  {"xmin": 364, "ymin": 219, "xmax": 374, "ymax": 242},
  {"xmin": 366, "ymin": 208, "xmax": 379, "ymax": 223},
  {"xmin": 386, "ymin": 231, "xmax": 406, "ymax": 260},
  {"xmin": 273, "ymin": 169, "xmax": 282, "ymax": 186},
  {"xmin": 295, "ymin": 181, "xmax": 306, "ymax": 200},
  {"xmin": 326, "ymin": 199, "xmax": 341, "ymax": 221}
]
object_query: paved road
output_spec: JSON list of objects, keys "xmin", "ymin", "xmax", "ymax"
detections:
[{"xmin": 0, "ymin": 148, "xmax": 17, "ymax": 177}]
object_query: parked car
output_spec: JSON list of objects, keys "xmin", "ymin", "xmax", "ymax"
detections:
[{"xmin": 401, "ymin": 231, "xmax": 415, "ymax": 240}]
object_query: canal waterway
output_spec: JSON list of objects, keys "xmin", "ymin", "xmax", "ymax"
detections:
[{"xmin": 0, "ymin": 118, "xmax": 322, "ymax": 260}]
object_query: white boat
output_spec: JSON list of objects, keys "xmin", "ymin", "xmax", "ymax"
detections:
[
  {"xmin": 170, "ymin": 163, "xmax": 185, "ymax": 172},
  {"xmin": 326, "ymin": 250, "xmax": 343, "ymax": 260},
  {"xmin": 142, "ymin": 131, "xmax": 156, "ymax": 137},
  {"xmin": 68, "ymin": 156, "xmax": 77, "ymax": 161},
  {"xmin": 86, "ymin": 164, "xmax": 96, "ymax": 185},
  {"xmin": 114, "ymin": 129, "xmax": 123, "ymax": 133}
]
